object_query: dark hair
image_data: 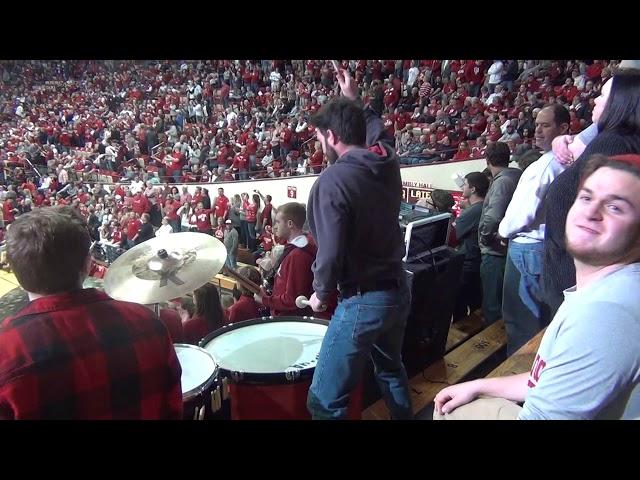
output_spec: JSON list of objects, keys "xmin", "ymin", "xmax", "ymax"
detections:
[
  {"xmin": 580, "ymin": 154, "xmax": 640, "ymax": 188},
  {"xmin": 6, "ymin": 206, "xmax": 90, "ymax": 294},
  {"xmin": 485, "ymin": 141, "xmax": 511, "ymax": 167},
  {"xmin": 252, "ymin": 193, "xmax": 261, "ymax": 209},
  {"xmin": 309, "ymin": 97, "xmax": 366, "ymax": 146},
  {"xmin": 278, "ymin": 202, "xmax": 306, "ymax": 229},
  {"xmin": 598, "ymin": 70, "xmax": 640, "ymax": 135},
  {"xmin": 517, "ymin": 149, "xmax": 543, "ymax": 172},
  {"xmin": 547, "ymin": 104, "xmax": 570, "ymax": 127},
  {"xmin": 238, "ymin": 266, "xmax": 261, "ymax": 296},
  {"xmin": 464, "ymin": 172, "xmax": 490, "ymax": 198},
  {"xmin": 193, "ymin": 283, "xmax": 225, "ymax": 333},
  {"xmin": 431, "ymin": 190, "xmax": 455, "ymax": 213}
]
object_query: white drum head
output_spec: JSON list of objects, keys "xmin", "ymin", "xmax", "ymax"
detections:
[
  {"xmin": 203, "ymin": 321, "xmax": 328, "ymax": 373},
  {"xmin": 174, "ymin": 344, "xmax": 218, "ymax": 399}
]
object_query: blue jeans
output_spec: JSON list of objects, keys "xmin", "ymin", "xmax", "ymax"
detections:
[
  {"xmin": 503, "ymin": 240, "xmax": 544, "ymax": 355},
  {"xmin": 307, "ymin": 284, "xmax": 413, "ymax": 420},
  {"xmin": 247, "ymin": 221, "xmax": 257, "ymax": 251},
  {"xmin": 480, "ymin": 253, "xmax": 506, "ymax": 325}
]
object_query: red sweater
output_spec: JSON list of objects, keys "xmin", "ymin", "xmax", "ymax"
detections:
[
  {"xmin": 183, "ymin": 314, "xmax": 215, "ymax": 346},
  {"xmin": 159, "ymin": 309, "xmax": 184, "ymax": 343},
  {"xmin": 261, "ymin": 234, "xmax": 317, "ymax": 317},
  {"xmin": 227, "ymin": 295, "xmax": 261, "ymax": 323}
]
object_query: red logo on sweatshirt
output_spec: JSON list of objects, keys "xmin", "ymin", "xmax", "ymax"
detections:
[
  {"xmin": 287, "ymin": 186, "xmax": 297, "ymax": 199},
  {"xmin": 527, "ymin": 354, "xmax": 547, "ymax": 388}
]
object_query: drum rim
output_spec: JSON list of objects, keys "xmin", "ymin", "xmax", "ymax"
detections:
[
  {"xmin": 198, "ymin": 316, "xmax": 329, "ymax": 384},
  {"xmin": 174, "ymin": 343, "xmax": 219, "ymax": 401}
]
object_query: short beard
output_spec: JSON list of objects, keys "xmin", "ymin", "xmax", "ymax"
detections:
[
  {"xmin": 325, "ymin": 144, "xmax": 339, "ymax": 165},
  {"xmin": 565, "ymin": 226, "xmax": 640, "ymax": 267}
]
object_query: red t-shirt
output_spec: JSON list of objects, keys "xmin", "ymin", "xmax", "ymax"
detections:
[
  {"xmin": 260, "ymin": 204, "xmax": 273, "ymax": 227},
  {"xmin": 245, "ymin": 203, "xmax": 258, "ymax": 223},
  {"xmin": 131, "ymin": 195, "xmax": 149, "ymax": 215},
  {"xmin": 3, "ymin": 201, "xmax": 16, "ymax": 223},
  {"xmin": 214, "ymin": 195, "xmax": 229, "ymax": 219},
  {"xmin": 193, "ymin": 208, "xmax": 214, "ymax": 232},
  {"xmin": 233, "ymin": 154, "xmax": 248, "ymax": 171},
  {"xmin": 126, "ymin": 218, "xmax": 142, "ymax": 239},
  {"xmin": 164, "ymin": 200, "xmax": 180, "ymax": 221}
]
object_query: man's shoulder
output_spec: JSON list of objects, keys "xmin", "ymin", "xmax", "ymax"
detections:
[{"xmin": 459, "ymin": 201, "xmax": 483, "ymax": 219}]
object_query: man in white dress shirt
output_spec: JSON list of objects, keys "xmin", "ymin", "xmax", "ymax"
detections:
[{"xmin": 498, "ymin": 104, "xmax": 569, "ymax": 354}]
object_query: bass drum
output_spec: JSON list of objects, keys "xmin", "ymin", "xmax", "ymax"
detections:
[{"xmin": 200, "ymin": 316, "xmax": 362, "ymax": 420}]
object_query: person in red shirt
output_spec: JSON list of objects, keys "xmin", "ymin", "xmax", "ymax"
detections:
[
  {"xmin": 255, "ymin": 202, "xmax": 335, "ymax": 320},
  {"xmin": 192, "ymin": 186, "xmax": 204, "ymax": 206},
  {"xmin": 213, "ymin": 187, "xmax": 229, "ymax": 220},
  {"xmin": 179, "ymin": 283, "xmax": 226, "ymax": 345},
  {"xmin": 213, "ymin": 217, "xmax": 225, "ymax": 241},
  {"xmin": 126, "ymin": 212, "xmax": 142, "ymax": 249},
  {"xmin": 131, "ymin": 191, "xmax": 150, "ymax": 216},
  {"xmin": 0, "ymin": 206, "xmax": 181, "ymax": 419},
  {"xmin": 471, "ymin": 135, "xmax": 488, "ymax": 158},
  {"xmin": 232, "ymin": 146, "xmax": 249, "ymax": 180},
  {"xmin": 2, "ymin": 198, "xmax": 18, "ymax": 224},
  {"xmin": 256, "ymin": 191, "xmax": 274, "ymax": 229},
  {"xmin": 227, "ymin": 267, "xmax": 262, "ymax": 323},
  {"xmin": 164, "ymin": 195, "xmax": 182, "ymax": 232},
  {"xmin": 156, "ymin": 307, "xmax": 184, "ymax": 343},
  {"xmin": 245, "ymin": 193, "xmax": 260, "ymax": 251},
  {"xmin": 245, "ymin": 133, "xmax": 259, "ymax": 171},
  {"xmin": 309, "ymin": 142, "xmax": 325, "ymax": 174},
  {"xmin": 257, "ymin": 224, "xmax": 275, "ymax": 253},
  {"xmin": 452, "ymin": 141, "xmax": 472, "ymax": 161},
  {"xmin": 190, "ymin": 202, "xmax": 214, "ymax": 235}
]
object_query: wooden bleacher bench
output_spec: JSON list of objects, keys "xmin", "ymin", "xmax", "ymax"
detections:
[
  {"xmin": 444, "ymin": 310, "xmax": 484, "ymax": 352},
  {"xmin": 486, "ymin": 328, "xmax": 545, "ymax": 379},
  {"xmin": 362, "ymin": 318, "xmax": 506, "ymax": 420},
  {"xmin": 210, "ymin": 262, "xmax": 260, "ymax": 292}
]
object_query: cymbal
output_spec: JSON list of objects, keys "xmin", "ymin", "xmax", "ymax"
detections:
[{"xmin": 103, "ymin": 232, "xmax": 227, "ymax": 304}]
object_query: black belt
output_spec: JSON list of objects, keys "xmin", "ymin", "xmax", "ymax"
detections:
[{"xmin": 339, "ymin": 278, "xmax": 401, "ymax": 299}]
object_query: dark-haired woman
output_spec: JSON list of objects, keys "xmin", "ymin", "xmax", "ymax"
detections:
[{"xmin": 542, "ymin": 70, "xmax": 640, "ymax": 320}]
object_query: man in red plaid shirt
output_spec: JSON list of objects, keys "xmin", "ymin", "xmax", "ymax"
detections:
[{"xmin": 0, "ymin": 206, "xmax": 183, "ymax": 419}]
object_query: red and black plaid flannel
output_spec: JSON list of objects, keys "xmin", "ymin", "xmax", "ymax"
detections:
[{"xmin": 0, "ymin": 288, "xmax": 183, "ymax": 419}]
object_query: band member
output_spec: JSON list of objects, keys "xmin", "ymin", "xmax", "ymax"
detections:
[
  {"xmin": 254, "ymin": 202, "xmax": 335, "ymax": 319},
  {"xmin": 227, "ymin": 266, "xmax": 262, "ymax": 323}
]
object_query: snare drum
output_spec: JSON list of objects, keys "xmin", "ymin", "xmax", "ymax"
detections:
[
  {"xmin": 200, "ymin": 316, "xmax": 363, "ymax": 420},
  {"xmin": 174, "ymin": 344, "xmax": 222, "ymax": 420}
]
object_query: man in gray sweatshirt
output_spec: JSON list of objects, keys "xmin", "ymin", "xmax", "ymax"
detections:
[
  {"xmin": 478, "ymin": 142, "xmax": 521, "ymax": 325},
  {"xmin": 434, "ymin": 153, "xmax": 640, "ymax": 420}
]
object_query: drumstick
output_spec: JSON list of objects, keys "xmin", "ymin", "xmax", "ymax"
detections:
[
  {"xmin": 295, "ymin": 295, "xmax": 311, "ymax": 308},
  {"xmin": 295, "ymin": 295, "xmax": 327, "ymax": 312},
  {"xmin": 222, "ymin": 377, "xmax": 230, "ymax": 400}
]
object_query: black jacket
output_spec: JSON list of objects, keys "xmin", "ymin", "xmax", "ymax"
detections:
[{"xmin": 308, "ymin": 106, "xmax": 404, "ymax": 301}]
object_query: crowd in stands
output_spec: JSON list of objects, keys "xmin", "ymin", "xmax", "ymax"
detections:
[
  {"xmin": 0, "ymin": 59, "xmax": 613, "ymax": 189},
  {"xmin": 0, "ymin": 59, "xmax": 617, "ymax": 274}
]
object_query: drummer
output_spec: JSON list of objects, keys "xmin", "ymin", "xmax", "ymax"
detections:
[
  {"xmin": 0, "ymin": 206, "xmax": 183, "ymax": 419},
  {"xmin": 254, "ymin": 202, "xmax": 336, "ymax": 319}
]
